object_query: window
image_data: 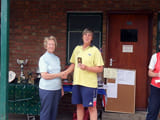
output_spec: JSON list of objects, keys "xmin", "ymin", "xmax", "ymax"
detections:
[
  {"xmin": 120, "ymin": 29, "xmax": 138, "ymax": 42},
  {"xmin": 66, "ymin": 13, "xmax": 103, "ymax": 64}
]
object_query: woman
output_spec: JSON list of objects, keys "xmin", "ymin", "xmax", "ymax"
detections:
[
  {"xmin": 38, "ymin": 36, "xmax": 64, "ymax": 120},
  {"xmin": 65, "ymin": 28, "xmax": 104, "ymax": 120},
  {"xmin": 146, "ymin": 50, "xmax": 160, "ymax": 120}
]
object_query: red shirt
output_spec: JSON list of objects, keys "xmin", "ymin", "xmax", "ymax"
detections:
[{"xmin": 151, "ymin": 52, "xmax": 160, "ymax": 88}]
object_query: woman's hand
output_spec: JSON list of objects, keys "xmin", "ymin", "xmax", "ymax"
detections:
[
  {"xmin": 60, "ymin": 71, "xmax": 68, "ymax": 79},
  {"xmin": 61, "ymin": 88, "xmax": 64, "ymax": 97},
  {"xmin": 79, "ymin": 64, "xmax": 87, "ymax": 70}
]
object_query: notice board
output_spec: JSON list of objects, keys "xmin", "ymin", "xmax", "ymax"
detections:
[{"xmin": 104, "ymin": 68, "xmax": 136, "ymax": 113}]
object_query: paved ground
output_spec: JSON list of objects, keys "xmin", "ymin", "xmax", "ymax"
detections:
[
  {"xmin": 103, "ymin": 111, "xmax": 160, "ymax": 120},
  {"xmin": 8, "ymin": 111, "xmax": 160, "ymax": 120},
  {"xmin": 103, "ymin": 111, "xmax": 147, "ymax": 120}
]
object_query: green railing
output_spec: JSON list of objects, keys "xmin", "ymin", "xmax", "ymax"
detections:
[{"xmin": 8, "ymin": 84, "xmax": 40, "ymax": 115}]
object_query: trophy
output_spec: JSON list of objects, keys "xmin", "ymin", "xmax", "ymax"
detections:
[
  {"xmin": 17, "ymin": 59, "xmax": 28, "ymax": 83},
  {"xmin": 77, "ymin": 57, "xmax": 82, "ymax": 64}
]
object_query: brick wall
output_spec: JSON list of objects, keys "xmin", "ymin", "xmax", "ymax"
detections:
[{"xmin": 9, "ymin": 0, "xmax": 160, "ymax": 76}]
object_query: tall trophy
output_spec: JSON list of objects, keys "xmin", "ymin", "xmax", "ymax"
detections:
[{"xmin": 17, "ymin": 59, "xmax": 28, "ymax": 83}]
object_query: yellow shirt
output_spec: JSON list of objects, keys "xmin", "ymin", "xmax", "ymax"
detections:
[{"xmin": 70, "ymin": 45, "xmax": 104, "ymax": 88}]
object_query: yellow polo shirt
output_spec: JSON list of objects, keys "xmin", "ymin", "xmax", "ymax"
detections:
[{"xmin": 70, "ymin": 45, "xmax": 104, "ymax": 88}]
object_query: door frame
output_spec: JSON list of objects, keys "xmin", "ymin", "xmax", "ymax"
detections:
[{"xmin": 105, "ymin": 10, "xmax": 153, "ymax": 110}]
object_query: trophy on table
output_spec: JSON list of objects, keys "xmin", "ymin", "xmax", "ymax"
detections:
[{"xmin": 17, "ymin": 59, "xmax": 28, "ymax": 83}]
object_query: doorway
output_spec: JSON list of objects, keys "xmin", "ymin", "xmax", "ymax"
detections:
[{"xmin": 106, "ymin": 13, "xmax": 151, "ymax": 109}]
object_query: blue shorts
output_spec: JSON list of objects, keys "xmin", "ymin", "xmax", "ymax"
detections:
[{"xmin": 72, "ymin": 85, "xmax": 97, "ymax": 107}]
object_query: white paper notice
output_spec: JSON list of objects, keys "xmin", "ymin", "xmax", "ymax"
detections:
[
  {"xmin": 122, "ymin": 45, "xmax": 133, "ymax": 53},
  {"xmin": 104, "ymin": 68, "xmax": 117, "ymax": 79},
  {"xmin": 117, "ymin": 69, "xmax": 136, "ymax": 85},
  {"xmin": 106, "ymin": 82, "xmax": 118, "ymax": 98}
]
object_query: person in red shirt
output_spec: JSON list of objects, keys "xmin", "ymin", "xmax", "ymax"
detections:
[{"xmin": 146, "ymin": 51, "xmax": 160, "ymax": 120}]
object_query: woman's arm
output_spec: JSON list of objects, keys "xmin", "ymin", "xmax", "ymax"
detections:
[
  {"xmin": 61, "ymin": 85, "xmax": 64, "ymax": 97},
  {"xmin": 64, "ymin": 63, "xmax": 75, "ymax": 74},
  {"xmin": 41, "ymin": 71, "xmax": 64, "ymax": 80},
  {"xmin": 148, "ymin": 69, "xmax": 160, "ymax": 78}
]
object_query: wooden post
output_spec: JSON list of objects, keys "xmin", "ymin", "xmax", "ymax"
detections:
[{"xmin": 0, "ymin": 0, "xmax": 10, "ymax": 119}]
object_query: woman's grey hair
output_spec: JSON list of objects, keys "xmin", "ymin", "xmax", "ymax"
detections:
[
  {"xmin": 43, "ymin": 35, "xmax": 57, "ymax": 49},
  {"xmin": 82, "ymin": 28, "xmax": 94, "ymax": 36}
]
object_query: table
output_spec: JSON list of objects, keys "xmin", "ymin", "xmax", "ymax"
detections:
[
  {"xmin": 8, "ymin": 83, "xmax": 106, "ymax": 119},
  {"xmin": 63, "ymin": 84, "xmax": 106, "ymax": 95}
]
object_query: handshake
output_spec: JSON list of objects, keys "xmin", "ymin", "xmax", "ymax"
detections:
[
  {"xmin": 58, "ymin": 64, "xmax": 74, "ymax": 80},
  {"xmin": 60, "ymin": 70, "xmax": 69, "ymax": 79}
]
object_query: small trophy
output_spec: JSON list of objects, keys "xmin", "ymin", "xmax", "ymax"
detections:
[{"xmin": 77, "ymin": 57, "xmax": 82, "ymax": 64}]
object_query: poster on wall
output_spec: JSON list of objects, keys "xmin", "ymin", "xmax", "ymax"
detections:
[
  {"xmin": 117, "ymin": 69, "xmax": 135, "ymax": 85},
  {"xmin": 103, "ymin": 68, "xmax": 117, "ymax": 79},
  {"xmin": 106, "ymin": 81, "xmax": 118, "ymax": 98},
  {"xmin": 103, "ymin": 68, "xmax": 136, "ymax": 98},
  {"xmin": 104, "ymin": 68, "xmax": 136, "ymax": 113}
]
